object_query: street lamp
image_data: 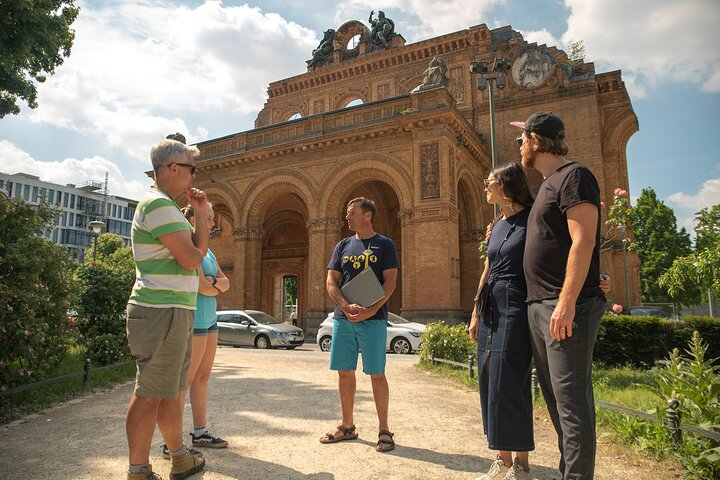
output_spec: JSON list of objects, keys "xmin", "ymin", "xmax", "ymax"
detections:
[
  {"xmin": 88, "ymin": 220, "xmax": 104, "ymax": 262},
  {"xmin": 617, "ymin": 224, "xmax": 630, "ymax": 307},
  {"xmin": 470, "ymin": 58, "xmax": 512, "ymax": 216}
]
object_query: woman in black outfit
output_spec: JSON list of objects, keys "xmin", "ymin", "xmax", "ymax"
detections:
[{"xmin": 469, "ymin": 163, "xmax": 535, "ymax": 480}]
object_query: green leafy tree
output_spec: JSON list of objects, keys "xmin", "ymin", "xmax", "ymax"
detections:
[
  {"xmin": 660, "ymin": 205, "xmax": 720, "ymax": 303},
  {"xmin": 0, "ymin": 196, "xmax": 78, "ymax": 390},
  {"xmin": 630, "ymin": 188, "xmax": 696, "ymax": 305},
  {"xmin": 567, "ymin": 40, "xmax": 586, "ymax": 66},
  {"xmin": 75, "ymin": 233, "xmax": 134, "ymax": 365},
  {"xmin": 0, "ymin": 0, "xmax": 80, "ymax": 117},
  {"xmin": 695, "ymin": 205, "xmax": 720, "ymax": 253}
]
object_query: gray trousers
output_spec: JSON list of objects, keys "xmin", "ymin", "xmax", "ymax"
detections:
[{"xmin": 528, "ymin": 296, "xmax": 604, "ymax": 480}]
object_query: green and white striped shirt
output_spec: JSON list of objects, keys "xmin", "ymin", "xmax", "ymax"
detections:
[{"xmin": 128, "ymin": 187, "xmax": 198, "ymax": 309}]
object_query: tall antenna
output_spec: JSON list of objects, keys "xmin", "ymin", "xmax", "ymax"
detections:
[{"xmin": 102, "ymin": 171, "xmax": 109, "ymax": 221}]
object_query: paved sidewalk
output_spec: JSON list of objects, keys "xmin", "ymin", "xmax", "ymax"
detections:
[{"xmin": 0, "ymin": 346, "xmax": 679, "ymax": 479}]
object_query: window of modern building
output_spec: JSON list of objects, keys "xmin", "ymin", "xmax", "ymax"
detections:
[
  {"xmin": 48, "ymin": 189, "xmax": 55, "ymax": 203},
  {"xmin": 56, "ymin": 191, "xmax": 62, "ymax": 204},
  {"xmin": 23, "ymin": 184, "xmax": 30, "ymax": 200},
  {"xmin": 63, "ymin": 192, "xmax": 69, "ymax": 207},
  {"xmin": 112, "ymin": 204, "xmax": 117, "ymax": 217},
  {"xmin": 69, "ymin": 213, "xmax": 74, "ymax": 226},
  {"xmin": 32, "ymin": 186, "xmax": 39, "ymax": 202},
  {"xmin": 70, "ymin": 194, "xmax": 75, "ymax": 209},
  {"xmin": 0, "ymin": 180, "xmax": 4, "ymax": 191}
]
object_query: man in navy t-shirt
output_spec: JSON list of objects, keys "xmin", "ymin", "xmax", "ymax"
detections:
[{"xmin": 319, "ymin": 197, "xmax": 399, "ymax": 453}]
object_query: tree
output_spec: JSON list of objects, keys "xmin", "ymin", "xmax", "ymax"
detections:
[
  {"xmin": 659, "ymin": 204, "xmax": 720, "ymax": 306},
  {"xmin": 694, "ymin": 204, "xmax": 720, "ymax": 253},
  {"xmin": 0, "ymin": 1, "xmax": 80, "ymax": 117},
  {"xmin": 630, "ymin": 188, "xmax": 696, "ymax": 305},
  {"xmin": 0, "ymin": 196, "xmax": 78, "ymax": 390},
  {"xmin": 75, "ymin": 233, "xmax": 134, "ymax": 365}
]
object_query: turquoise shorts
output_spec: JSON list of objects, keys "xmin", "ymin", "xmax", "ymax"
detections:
[{"xmin": 329, "ymin": 318, "xmax": 387, "ymax": 375}]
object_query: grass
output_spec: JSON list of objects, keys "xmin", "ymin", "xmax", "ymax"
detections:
[{"xmin": 0, "ymin": 345, "xmax": 135, "ymax": 424}]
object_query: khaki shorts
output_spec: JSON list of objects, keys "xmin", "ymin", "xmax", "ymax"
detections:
[{"xmin": 126, "ymin": 303, "xmax": 194, "ymax": 399}]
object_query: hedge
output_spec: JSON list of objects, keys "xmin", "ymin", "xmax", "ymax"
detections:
[{"xmin": 595, "ymin": 315, "xmax": 720, "ymax": 367}]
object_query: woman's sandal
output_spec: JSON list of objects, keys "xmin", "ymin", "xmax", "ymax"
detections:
[
  {"xmin": 376, "ymin": 429, "xmax": 395, "ymax": 452},
  {"xmin": 319, "ymin": 424, "xmax": 358, "ymax": 444}
]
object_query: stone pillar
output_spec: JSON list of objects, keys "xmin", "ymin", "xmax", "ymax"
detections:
[
  {"xmin": 305, "ymin": 217, "xmax": 343, "ymax": 335},
  {"xmin": 233, "ymin": 225, "xmax": 263, "ymax": 310}
]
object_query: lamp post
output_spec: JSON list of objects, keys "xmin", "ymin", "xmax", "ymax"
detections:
[
  {"xmin": 617, "ymin": 224, "xmax": 630, "ymax": 307},
  {"xmin": 88, "ymin": 220, "xmax": 104, "ymax": 262},
  {"xmin": 470, "ymin": 58, "xmax": 512, "ymax": 216}
]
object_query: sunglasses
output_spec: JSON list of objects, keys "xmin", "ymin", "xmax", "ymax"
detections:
[
  {"xmin": 516, "ymin": 130, "xmax": 532, "ymax": 148},
  {"xmin": 172, "ymin": 162, "xmax": 196, "ymax": 175}
]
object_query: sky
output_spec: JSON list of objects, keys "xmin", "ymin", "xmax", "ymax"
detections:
[{"xmin": 0, "ymin": 0, "xmax": 718, "ymax": 236}]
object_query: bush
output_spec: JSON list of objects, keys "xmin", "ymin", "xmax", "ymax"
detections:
[
  {"xmin": 74, "ymin": 234, "xmax": 134, "ymax": 366},
  {"xmin": 595, "ymin": 314, "xmax": 720, "ymax": 367},
  {"xmin": 419, "ymin": 322, "xmax": 475, "ymax": 363},
  {"xmin": 0, "ymin": 197, "xmax": 78, "ymax": 391}
]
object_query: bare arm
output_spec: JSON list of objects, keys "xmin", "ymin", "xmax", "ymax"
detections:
[
  {"xmin": 158, "ymin": 230, "xmax": 206, "ymax": 271},
  {"xmin": 550, "ymin": 202, "xmax": 599, "ymax": 341},
  {"xmin": 346, "ymin": 268, "xmax": 398, "ymax": 322},
  {"xmin": 468, "ymin": 257, "xmax": 490, "ymax": 342},
  {"xmin": 214, "ymin": 262, "xmax": 230, "ymax": 293},
  {"xmin": 326, "ymin": 269, "xmax": 352, "ymax": 316}
]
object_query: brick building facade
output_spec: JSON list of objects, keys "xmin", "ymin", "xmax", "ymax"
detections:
[{"xmin": 194, "ymin": 20, "xmax": 641, "ymax": 333}]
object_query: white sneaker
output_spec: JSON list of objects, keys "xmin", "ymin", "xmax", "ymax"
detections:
[
  {"xmin": 476, "ymin": 459, "xmax": 511, "ymax": 480},
  {"xmin": 502, "ymin": 461, "xmax": 531, "ymax": 480}
]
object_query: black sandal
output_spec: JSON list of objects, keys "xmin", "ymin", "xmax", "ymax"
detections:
[
  {"xmin": 376, "ymin": 429, "xmax": 395, "ymax": 452},
  {"xmin": 319, "ymin": 424, "xmax": 358, "ymax": 444}
]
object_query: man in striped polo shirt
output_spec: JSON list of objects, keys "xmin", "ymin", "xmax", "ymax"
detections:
[{"xmin": 125, "ymin": 139, "xmax": 209, "ymax": 480}]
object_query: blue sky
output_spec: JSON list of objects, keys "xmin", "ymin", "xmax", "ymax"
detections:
[{"xmin": 0, "ymin": 0, "xmax": 718, "ymax": 234}]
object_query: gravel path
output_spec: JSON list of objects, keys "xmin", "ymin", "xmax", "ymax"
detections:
[{"xmin": 0, "ymin": 345, "xmax": 681, "ymax": 479}]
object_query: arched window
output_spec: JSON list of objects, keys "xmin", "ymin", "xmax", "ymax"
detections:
[
  {"xmin": 287, "ymin": 112, "xmax": 302, "ymax": 121},
  {"xmin": 344, "ymin": 98, "xmax": 363, "ymax": 108}
]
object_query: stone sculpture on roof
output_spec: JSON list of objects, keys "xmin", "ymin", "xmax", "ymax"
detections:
[
  {"xmin": 368, "ymin": 10, "xmax": 395, "ymax": 49},
  {"xmin": 307, "ymin": 29, "xmax": 336, "ymax": 68}
]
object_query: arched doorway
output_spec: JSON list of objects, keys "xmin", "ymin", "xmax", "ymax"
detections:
[
  {"xmin": 260, "ymin": 193, "xmax": 309, "ymax": 326},
  {"xmin": 339, "ymin": 181, "xmax": 402, "ymax": 314},
  {"xmin": 457, "ymin": 177, "xmax": 485, "ymax": 318},
  {"xmin": 206, "ymin": 200, "xmax": 235, "ymax": 310}
]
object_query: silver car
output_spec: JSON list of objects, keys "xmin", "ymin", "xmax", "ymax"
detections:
[
  {"xmin": 217, "ymin": 310, "xmax": 305, "ymax": 349},
  {"xmin": 317, "ymin": 312, "xmax": 425, "ymax": 354}
]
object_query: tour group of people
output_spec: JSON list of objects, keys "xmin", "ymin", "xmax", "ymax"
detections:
[{"xmin": 123, "ymin": 112, "xmax": 609, "ymax": 480}]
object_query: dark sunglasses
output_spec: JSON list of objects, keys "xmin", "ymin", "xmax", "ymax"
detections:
[
  {"xmin": 516, "ymin": 130, "xmax": 532, "ymax": 148},
  {"xmin": 172, "ymin": 162, "xmax": 196, "ymax": 175}
]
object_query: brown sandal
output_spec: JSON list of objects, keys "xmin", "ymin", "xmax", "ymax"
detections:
[
  {"xmin": 319, "ymin": 424, "xmax": 358, "ymax": 444},
  {"xmin": 376, "ymin": 429, "xmax": 395, "ymax": 452}
]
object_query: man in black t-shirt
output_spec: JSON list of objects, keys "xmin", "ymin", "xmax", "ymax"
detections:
[
  {"xmin": 319, "ymin": 197, "xmax": 399, "ymax": 453},
  {"xmin": 512, "ymin": 112, "xmax": 605, "ymax": 480}
]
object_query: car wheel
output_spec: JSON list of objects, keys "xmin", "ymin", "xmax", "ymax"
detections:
[
  {"xmin": 391, "ymin": 337, "xmax": 411, "ymax": 354},
  {"xmin": 255, "ymin": 335, "xmax": 271, "ymax": 349},
  {"xmin": 319, "ymin": 336, "xmax": 332, "ymax": 352}
]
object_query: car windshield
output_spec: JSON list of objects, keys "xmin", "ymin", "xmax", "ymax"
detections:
[
  {"xmin": 388, "ymin": 313, "xmax": 410, "ymax": 324},
  {"xmin": 247, "ymin": 311, "xmax": 282, "ymax": 325}
]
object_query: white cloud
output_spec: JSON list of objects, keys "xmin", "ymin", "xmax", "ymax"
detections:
[
  {"xmin": 0, "ymin": 140, "xmax": 149, "ymax": 201},
  {"xmin": 666, "ymin": 177, "xmax": 720, "ymax": 233},
  {"xmin": 562, "ymin": 0, "xmax": 720, "ymax": 97},
  {"xmin": 519, "ymin": 29, "xmax": 560, "ymax": 48},
  {"xmin": 27, "ymin": 0, "xmax": 319, "ymax": 162}
]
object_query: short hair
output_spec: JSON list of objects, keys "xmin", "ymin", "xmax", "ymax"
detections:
[
  {"xmin": 347, "ymin": 197, "xmax": 377, "ymax": 220},
  {"xmin": 529, "ymin": 131, "xmax": 569, "ymax": 156},
  {"xmin": 151, "ymin": 139, "xmax": 199, "ymax": 173},
  {"xmin": 166, "ymin": 132, "xmax": 186, "ymax": 144}
]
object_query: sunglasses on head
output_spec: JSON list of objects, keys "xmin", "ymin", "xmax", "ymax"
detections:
[{"xmin": 172, "ymin": 162, "xmax": 196, "ymax": 175}]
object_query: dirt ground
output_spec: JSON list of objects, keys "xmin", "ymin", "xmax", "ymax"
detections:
[{"xmin": 0, "ymin": 345, "xmax": 683, "ymax": 479}]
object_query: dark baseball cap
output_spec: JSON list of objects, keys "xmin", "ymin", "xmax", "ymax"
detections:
[{"xmin": 510, "ymin": 111, "xmax": 565, "ymax": 139}]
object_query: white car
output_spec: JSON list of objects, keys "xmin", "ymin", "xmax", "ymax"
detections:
[{"xmin": 317, "ymin": 312, "xmax": 425, "ymax": 354}]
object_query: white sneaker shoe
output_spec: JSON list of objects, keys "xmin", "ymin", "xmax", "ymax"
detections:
[
  {"xmin": 502, "ymin": 461, "xmax": 531, "ymax": 480},
  {"xmin": 476, "ymin": 459, "xmax": 511, "ymax": 480}
]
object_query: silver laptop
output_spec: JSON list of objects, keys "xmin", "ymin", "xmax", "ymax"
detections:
[{"xmin": 341, "ymin": 268, "xmax": 386, "ymax": 307}]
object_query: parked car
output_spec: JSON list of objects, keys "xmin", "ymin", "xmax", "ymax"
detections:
[
  {"xmin": 628, "ymin": 306, "xmax": 670, "ymax": 318},
  {"xmin": 317, "ymin": 312, "xmax": 426, "ymax": 354},
  {"xmin": 217, "ymin": 310, "xmax": 304, "ymax": 349}
]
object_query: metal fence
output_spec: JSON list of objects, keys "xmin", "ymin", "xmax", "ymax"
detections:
[
  {"xmin": 0, "ymin": 358, "xmax": 134, "ymax": 398},
  {"xmin": 429, "ymin": 352, "xmax": 720, "ymax": 444}
]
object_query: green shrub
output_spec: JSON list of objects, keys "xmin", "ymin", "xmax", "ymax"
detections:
[
  {"xmin": 595, "ymin": 314, "xmax": 720, "ymax": 367},
  {"xmin": 419, "ymin": 322, "xmax": 475, "ymax": 363},
  {"xmin": 74, "ymin": 238, "xmax": 134, "ymax": 366},
  {"xmin": 595, "ymin": 315, "xmax": 666, "ymax": 367},
  {"xmin": 0, "ymin": 197, "xmax": 78, "ymax": 391}
]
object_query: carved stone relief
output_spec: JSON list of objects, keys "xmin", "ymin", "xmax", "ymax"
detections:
[
  {"xmin": 421, "ymin": 143, "xmax": 440, "ymax": 199},
  {"xmin": 450, "ymin": 66, "xmax": 465, "ymax": 103}
]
